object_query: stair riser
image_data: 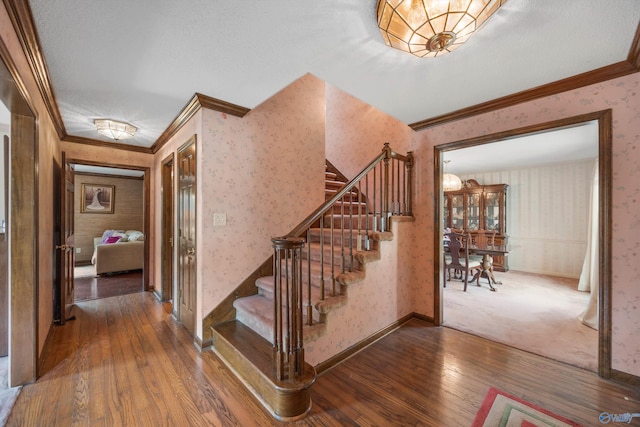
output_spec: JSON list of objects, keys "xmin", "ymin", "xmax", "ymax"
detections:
[
  {"xmin": 306, "ymin": 232, "xmax": 367, "ymax": 249},
  {"xmin": 324, "ymin": 215, "xmax": 381, "ymax": 231},
  {"xmin": 259, "ymin": 274, "xmax": 341, "ymax": 299}
]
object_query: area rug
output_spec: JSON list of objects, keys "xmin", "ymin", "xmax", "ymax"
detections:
[{"xmin": 472, "ymin": 387, "xmax": 582, "ymax": 427}]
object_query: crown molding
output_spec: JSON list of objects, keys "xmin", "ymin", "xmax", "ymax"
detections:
[
  {"xmin": 63, "ymin": 135, "xmax": 153, "ymax": 154},
  {"xmin": 149, "ymin": 92, "xmax": 250, "ymax": 154},
  {"xmin": 3, "ymin": 0, "xmax": 65, "ymax": 138},
  {"xmin": 6, "ymin": 0, "xmax": 639, "ymax": 148},
  {"xmin": 410, "ymin": 22, "xmax": 640, "ymax": 131}
]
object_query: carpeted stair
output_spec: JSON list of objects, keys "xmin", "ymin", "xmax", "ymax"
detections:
[{"xmin": 211, "ymin": 165, "xmax": 392, "ymax": 420}]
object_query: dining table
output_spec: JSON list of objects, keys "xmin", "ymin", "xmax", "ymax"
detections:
[{"xmin": 468, "ymin": 244, "xmax": 509, "ymax": 292}]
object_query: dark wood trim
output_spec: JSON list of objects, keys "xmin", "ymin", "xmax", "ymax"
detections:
[
  {"xmin": 411, "ymin": 21, "xmax": 640, "ymax": 132},
  {"xmin": 627, "ymin": 19, "xmax": 640, "ymax": 69},
  {"xmin": 0, "ymin": 28, "xmax": 35, "ymax": 117},
  {"xmin": 196, "ymin": 92, "xmax": 251, "ymax": 118},
  {"xmin": 142, "ymin": 167, "xmax": 151, "ymax": 292},
  {"xmin": 314, "ymin": 313, "xmax": 416, "ymax": 375},
  {"xmin": 411, "ymin": 312, "xmax": 434, "ymax": 324},
  {"xmin": 74, "ymin": 171, "xmax": 144, "ymax": 180},
  {"xmin": 611, "ymin": 369, "xmax": 640, "ymax": 387},
  {"xmin": 598, "ymin": 110, "xmax": 613, "ymax": 378},
  {"xmin": 158, "ymin": 153, "xmax": 174, "ymax": 303},
  {"xmin": 66, "ymin": 158, "xmax": 151, "ymax": 293},
  {"xmin": 10, "ymin": 113, "xmax": 37, "ymax": 386},
  {"xmin": 434, "ymin": 149, "xmax": 444, "ymax": 326},
  {"xmin": 434, "ymin": 110, "xmax": 613, "ymax": 379},
  {"xmin": 150, "ymin": 93, "xmax": 250, "ymax": 154},
  {"xmin": 63, "ymin": 135, "xmax": 152, "ymax": 154},
  {"xmin": 3, "ymin": 0, "xmax": 65, "ymax": 138}
]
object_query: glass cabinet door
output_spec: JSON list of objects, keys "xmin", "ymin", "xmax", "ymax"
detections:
[
  {"xmin": 451, "ymin": 195, "xmax": 464, "ymax": 230},
  {"xmin": 467, "ymin": 193, "xmax": 480, "ymax": 230},
  {"xmin": 484, "ymin": 192, "xmax": 500, "ymax": 231}
]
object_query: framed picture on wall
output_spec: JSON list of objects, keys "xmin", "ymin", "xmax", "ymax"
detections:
[{"xmin": 81, "ymin": 184, "xmax": 115, "ymax": 214}]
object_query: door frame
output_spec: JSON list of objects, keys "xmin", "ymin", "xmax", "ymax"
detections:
[
  {"xmin": 160, "ymin": 153, "xmax": 174, "ymax": 302},
  {"xmin": 433, "ymin": 110, "xmax": 612, "ymax": 378},
  {"xmin": 0, "ymin": 37, "xmax": 39, "ymax": 387},
  {"xmin": 65, "ymin": 159, "xmax": 151, "ymax": 292},
  {"xmin": 176, "ymin": 136, "xmax": 197, "ymax": 336}
]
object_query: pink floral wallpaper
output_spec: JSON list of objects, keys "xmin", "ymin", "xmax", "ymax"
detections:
[{"xmin": 413, "ymin": 72, "xmax": 640, "ymax": 377}]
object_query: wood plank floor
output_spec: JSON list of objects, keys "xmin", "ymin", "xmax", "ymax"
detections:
[
  {"xmin": 74, "ymin": 270, "xmax": 143, "ymax": 302},
  {"xmin": 8, "ymin": 292, "xmax": 639, "ymax": 426}
]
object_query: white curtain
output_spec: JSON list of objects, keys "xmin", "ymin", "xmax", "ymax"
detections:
[{"xmin": 577, "ymin": 159, "xmax": 598, "ymax": 330}]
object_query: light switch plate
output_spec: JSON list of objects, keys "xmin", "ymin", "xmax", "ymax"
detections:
[{"xmin": 213, "ymin": 212, "xmax": 227, "ymax": 226}]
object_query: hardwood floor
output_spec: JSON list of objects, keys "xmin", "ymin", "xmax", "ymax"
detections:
[
  {"xmin": 8, "ymin": 292, "xmax": 638, "ymax": 426},
  {"xmin": 74, "ymin": 270, "xmax": 143, "ymax": 302}
]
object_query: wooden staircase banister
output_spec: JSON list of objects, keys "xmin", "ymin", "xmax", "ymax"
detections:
[
  {"xmin": 271, "ymin": 143, "xmax": 414, "ymax": 383},
  {"xmin": 286, "ymin": 143, "xmax": 413, "ymax": 238}
]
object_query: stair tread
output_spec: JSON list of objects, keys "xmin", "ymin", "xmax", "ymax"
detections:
[{"xmin": 213, "ymin": 320, "xmax": 272, "ymax": 374}]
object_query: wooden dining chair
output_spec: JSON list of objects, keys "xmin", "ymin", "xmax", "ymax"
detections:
[{"xmin": 444, "ymin": 232, "xmax": 482, "ymax": 291}]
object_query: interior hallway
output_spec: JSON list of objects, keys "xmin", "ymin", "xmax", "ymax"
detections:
[{"xmin": 6, "ymin": 292, "xmax": 636, "ymax": 426}]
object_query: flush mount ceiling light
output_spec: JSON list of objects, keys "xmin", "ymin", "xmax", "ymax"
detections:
[
  {"xmin": 93, "ymin": 118, "xmax": 137, "ymax": 141},
  {"xmin": 376, "ymin": 0, "xmax": 507, "ymax": 58}
]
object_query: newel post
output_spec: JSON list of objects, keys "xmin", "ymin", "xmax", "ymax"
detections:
[
  {"xmin": 406, "ymin": 150, "xmax": 414, "ymax": 216},
  {"xmin": 382, "ymin": 143, "xmax": 392, "ymax": 232},
  {"xmin": 271, "ymin": 236, "xmax": 306, "ymax": 381}
]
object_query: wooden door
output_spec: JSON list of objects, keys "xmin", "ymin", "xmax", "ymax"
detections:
[
  {"xmin": 58, "ymin": 153, "xmax": 75, "ymax": 324},
  {"xmin": 160, "ymin": 154, "xmax": 174, "ymax": 302},
  {"xmin": 177, "ymin": 138, "xmax": 196, "ymax": 335}
]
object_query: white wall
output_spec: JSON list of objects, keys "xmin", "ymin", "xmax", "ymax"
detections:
[{"xmin": 461, "ymin": 158, "xmax": 595, "ymax": 278}]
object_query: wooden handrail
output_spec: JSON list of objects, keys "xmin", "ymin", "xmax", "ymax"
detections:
[{"xmin": 271, "ymin": 143, "xmax": 413, "ymax": 381}]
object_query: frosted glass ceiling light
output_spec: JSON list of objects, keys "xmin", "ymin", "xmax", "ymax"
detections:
[
  {"xmin": 443, "ymin": 160, "xmax": 463, "ymax": 191},
  {"xmin": 94, "ymin": 118, "xmax": 137, "ymax": 141},
  {"xmin": 376, "ymin": 0, "xmax": 507, "ymax": 58}
]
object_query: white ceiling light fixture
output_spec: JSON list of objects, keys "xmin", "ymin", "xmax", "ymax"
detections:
[
  {"xmin": 93, "ymin": 118, "xmax": 137, "ymax": 141},
  {"xmin": 376, "ymin": 0, "xmax": 508, "ymax": 58},
  {"xmin": 443, "ymin": 160, "xmax": 463, "ymax": 191}
]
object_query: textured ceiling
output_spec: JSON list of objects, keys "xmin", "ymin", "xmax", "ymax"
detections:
[{"xmin": 25, "ymin": 0, "xmax": 640, "ymax": 148}]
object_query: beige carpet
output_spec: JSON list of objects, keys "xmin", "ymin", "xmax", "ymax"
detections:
[{"xmin": 443, "ymin": 270, "xmax": 597, "ymax": 371}]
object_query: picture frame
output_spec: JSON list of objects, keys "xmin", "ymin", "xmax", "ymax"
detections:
[{"xmin": 81, "ymin": 184, "xmax": 115, "ymax": 214}]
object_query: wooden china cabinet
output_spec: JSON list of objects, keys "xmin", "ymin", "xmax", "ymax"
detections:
[{"xmin": 443, "ymin": 179, "xmax": 509, "ymax": 271}]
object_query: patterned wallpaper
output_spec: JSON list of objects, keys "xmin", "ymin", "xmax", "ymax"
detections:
[
  {"xmin": 459, "ymin": 159, "xmax": 594, "ymax": 278},
  {"xmin": 414, "ymin": 72, "xmax": 640, "ymax": 376}
]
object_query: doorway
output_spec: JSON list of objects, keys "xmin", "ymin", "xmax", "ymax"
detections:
[
  {"xmin": 434, "ymin": 111, "xmax": 612, "ymax": 378},
  {"xmin": 160, "ymin": 154, "xmax": 174, "ymax": 302},
  {"xmin": 0, "ymin": 47, "xmax": 39, "ymax": 387},
  {"xmin": 177, "ymin": 136, "xmax": 197, "ymax": 336},
  {"xmin": 65, "ymin": 161, "xmax": 151, "ymax": 301}
]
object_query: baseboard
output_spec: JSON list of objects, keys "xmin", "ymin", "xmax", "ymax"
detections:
[
  {"xmin": 314, "ymin": 312, "xmax": 428, "ymax": 375},
  {"xmin": 412, "ymin": 312, "xmax": 435, "ymax": 324},
  {"xmin": 194, "ymin": 335, "xmax": 213, "ymax": 352},
  {"xmin": 611, "ymin": 369, "xmax": 640, "ymax": 386}
]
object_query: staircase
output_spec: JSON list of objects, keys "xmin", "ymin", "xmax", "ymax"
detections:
[{"xmin": 210, "ymin": 144, "xmax": 413, "ymax": 421}]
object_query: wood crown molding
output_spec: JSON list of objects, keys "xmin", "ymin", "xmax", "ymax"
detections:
[
  {"xmin": 4, "ymin": 0, "xmax": 65, "ymax": 138},
  {"xmin": 149, "ymin": 92, "xmax": 249, "ymax": 154},
  {"xmin": 6, "ymin": 1, "xmax": 639, "ymax": 149},
  {"xmin": 410, "ymin": 21, "xmax": 640, "ymax": 131},
  {"xmin": 64, "ymin": 134, "xmax": 153, "ymax": 154}
]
